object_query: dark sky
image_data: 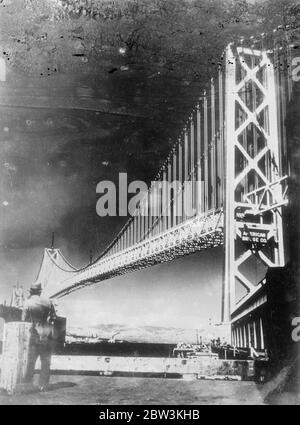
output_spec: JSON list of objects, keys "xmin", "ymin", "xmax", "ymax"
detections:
[{"xmin": 0, "ymin": 0, "xmax": 273, "ymax": 329}]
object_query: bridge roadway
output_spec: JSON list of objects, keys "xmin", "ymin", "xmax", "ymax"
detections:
[{"xmin": 48, "ymin": 209, "xmax": 223, "ymax": 298}]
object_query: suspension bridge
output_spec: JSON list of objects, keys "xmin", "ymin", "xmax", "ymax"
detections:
[{"xmin": 37, "ymin": 29, "xmax": 298, "ymax": 352}]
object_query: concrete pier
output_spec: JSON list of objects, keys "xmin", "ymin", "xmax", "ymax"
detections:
[{"xmin": 0, "ymin": 322, "xmax": 31, "ymax": 394}]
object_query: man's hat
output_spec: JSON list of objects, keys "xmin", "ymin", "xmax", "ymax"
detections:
[{"xmin": 30, "ymin": 281, "xmax": 42, "ymax": 292}]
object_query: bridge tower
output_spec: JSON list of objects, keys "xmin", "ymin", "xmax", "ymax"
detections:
[{"xmin": 223, "ymin": 43, "xmax": 289, "ymax": 348}]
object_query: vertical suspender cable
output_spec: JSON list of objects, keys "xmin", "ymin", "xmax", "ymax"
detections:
[
  {"xmin": 196, "ymin": 102, "xmax": 202, "ymax": 214},
  {"xmin": 204, "ymin": 91, "xmax": 208, "ymax": 213},
  {"xmin": 184, "ymin": 130, "xmax": 189, "ymax": 220},
  {"xmin": 190, "ymin": 117, "xmax": 195, "ymax": 217},
  {"xmin": 211, "ymin": 79, "xmax": 216, "ymax": 210},
  {"xmin": 173, "ymin": 147, "xmax": 177, "ymax": 226},
  {"xmin": 219, "ymin": 69, "xmax": 224, "ymax": 207},
  {"xmin": 178, "ymin": 141, "xmax": 183, "ymax": 224}
]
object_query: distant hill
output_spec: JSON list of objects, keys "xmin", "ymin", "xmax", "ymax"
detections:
[{"xmin": 67, "ymin": 323, "xmax": 229, "ymax": 344}]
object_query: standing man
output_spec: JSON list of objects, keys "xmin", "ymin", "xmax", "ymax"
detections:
[{"xmin": 22, "ymin": 281, "xmax": 57, "ymax": 391}]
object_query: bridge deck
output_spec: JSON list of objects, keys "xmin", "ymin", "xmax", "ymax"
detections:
[{"xmin": 49, "ymin": 209, "xmax": 223, "ymax": 298}]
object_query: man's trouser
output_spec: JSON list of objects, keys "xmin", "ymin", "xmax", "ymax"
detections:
[{"xmin": 24, "ymin": 327, "xmax": 53, "ymax": 387}]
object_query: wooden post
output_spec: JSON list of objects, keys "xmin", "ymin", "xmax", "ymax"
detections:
[{"xmin": 0, "ymin": 322, "xmax": 32, "ymax": 394}]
